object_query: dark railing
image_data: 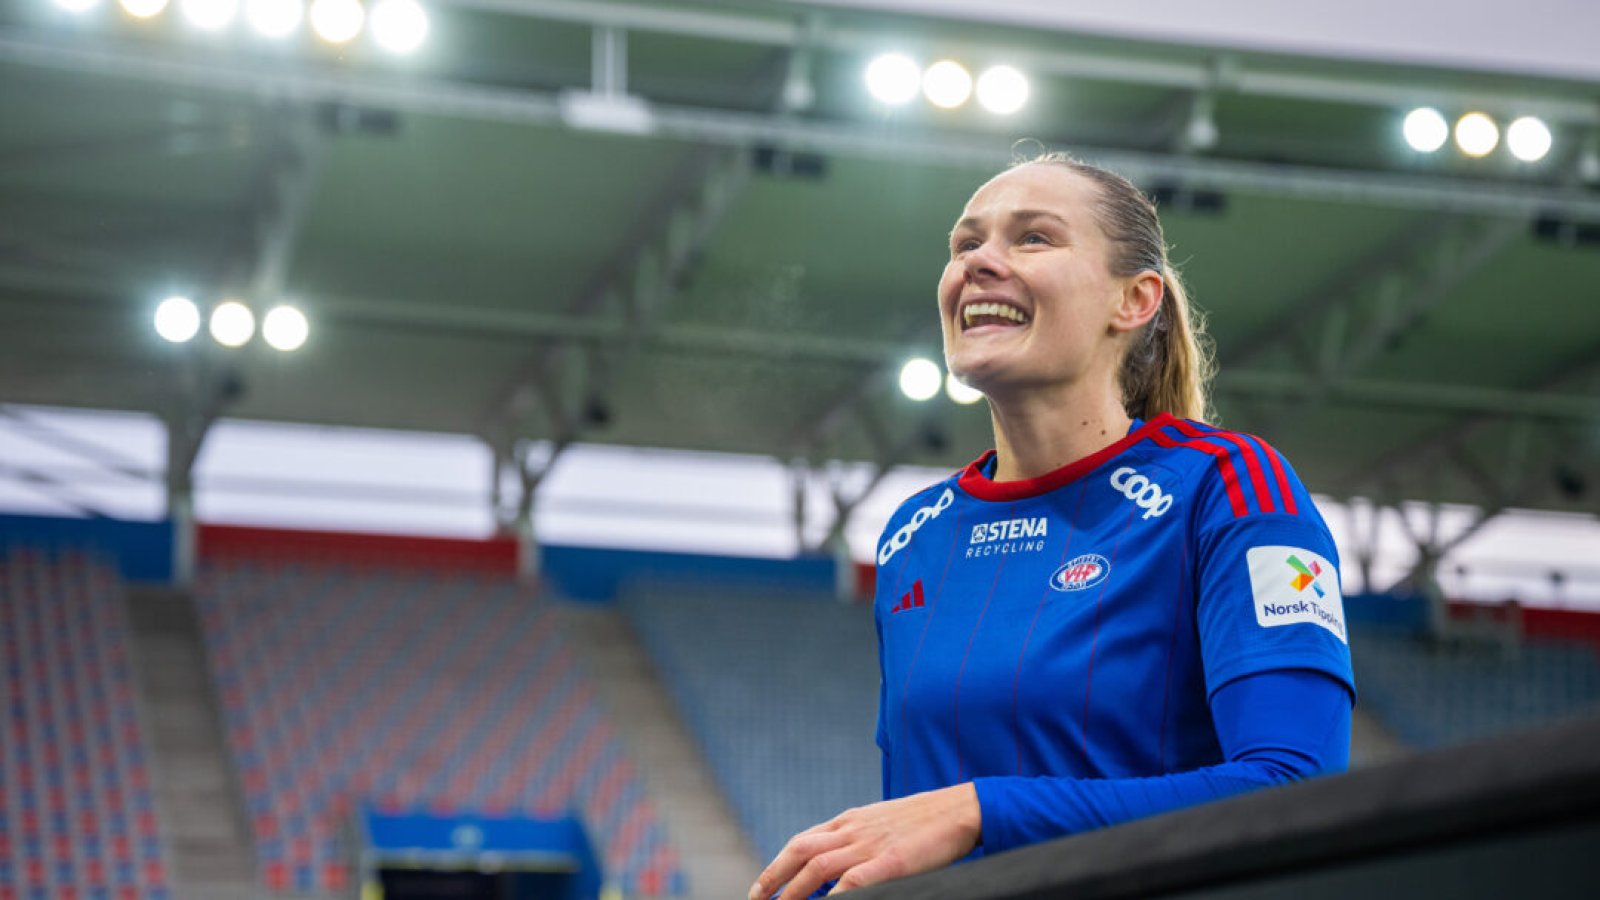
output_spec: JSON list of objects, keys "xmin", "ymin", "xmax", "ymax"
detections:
[{"xmin": 858, "ymin": 713, "xmax": 1600, "ymax": 899}]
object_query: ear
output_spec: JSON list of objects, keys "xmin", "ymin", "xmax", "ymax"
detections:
[{"xmin": 1110, "ymin": 270, "xmax": 1164, "ymax": 334}]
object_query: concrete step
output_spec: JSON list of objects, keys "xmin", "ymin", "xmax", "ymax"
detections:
[
  {"xmin": 125, "ymin": 585, "xmax": 258, "ymax": 891},
  {"xmin": 553, "ymin": 602, "xmax": 762, "ymax": 900}
]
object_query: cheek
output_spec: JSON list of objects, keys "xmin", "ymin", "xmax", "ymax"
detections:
[{"xmin": 938, "ymin": 262, "xmax": 965, "ymax": 305}]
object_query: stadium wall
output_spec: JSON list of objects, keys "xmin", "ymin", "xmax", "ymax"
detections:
[{"xmin": 4, "ymin": 513, "xmax": 1597, "ymax": 649}]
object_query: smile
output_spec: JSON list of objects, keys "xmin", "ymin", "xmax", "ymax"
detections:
[{"xmin": 960, "ymin": 300, "xmax": 1031, "ymax": 331}]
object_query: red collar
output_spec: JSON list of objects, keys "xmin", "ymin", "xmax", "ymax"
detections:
[{"xmin": 956, "ymin": 412, "xmax": 1177, "ymax": 502}]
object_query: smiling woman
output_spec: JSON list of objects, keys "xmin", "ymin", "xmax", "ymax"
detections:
[{"xmin": 752, "ymin": 153, "xmax": 1356, "ymax": 898}]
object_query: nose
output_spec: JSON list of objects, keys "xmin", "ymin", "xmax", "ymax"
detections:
[{"xmin": 962, "ymin": 239, "xmax": 1011, "ymax": 283}]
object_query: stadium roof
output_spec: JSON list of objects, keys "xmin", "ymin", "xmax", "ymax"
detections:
[{"xmin": 1, "ymin": 0, "xmax": 1597, "ymax": 520}]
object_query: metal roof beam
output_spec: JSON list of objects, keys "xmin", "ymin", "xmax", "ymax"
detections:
[
  {"xmin": 478, "ymin": 144, "xmax": 750, "ymax": 437},
  {"xmin": 1224, "ymin": 214, "xmax": 1525, "ymax": 438},
  {"xmin": 442, "ymin": 0, "xmax": 1600, "ymax": 128},
  {"xmin": 4, "ymin": 30, "xmax": 1600, "ymax": 219},
  {"xmin": 1335, "ymin": 344, "xmax": 1600, "ymax": 496},
  {"xmin": 4, "ymin": 266, "xmax": 1599, "ymax": 427}
]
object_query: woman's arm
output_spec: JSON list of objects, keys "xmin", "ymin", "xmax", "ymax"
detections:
[
  {"xmin": 751, "ymin": 666, "xmax": 1351, "ymax": 898},
  {"xmin": 976, "ymin": 667, "xmax": 1350, "ymax": 853}
]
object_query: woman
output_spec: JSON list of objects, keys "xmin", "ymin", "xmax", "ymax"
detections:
[{"xmin": 750, "ymin": 154, "xmax": 1355, "ymax": 899}]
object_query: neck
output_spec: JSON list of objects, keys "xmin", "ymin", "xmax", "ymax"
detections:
[{"xmin": 987, "ymin": 381, "xmax": 1135, "ymax": 483}]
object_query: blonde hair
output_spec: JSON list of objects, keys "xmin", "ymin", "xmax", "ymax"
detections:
[{"xmin": 1017, "ymin": 151, "xmax": 1216, "ymax": 423}]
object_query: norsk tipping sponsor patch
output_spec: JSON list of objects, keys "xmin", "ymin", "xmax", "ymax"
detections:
[{"xmin": 1246, "ymin": 545, "xmax": 1347, "ymax": 644}]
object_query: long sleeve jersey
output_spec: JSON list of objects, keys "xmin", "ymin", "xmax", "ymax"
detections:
[{"xmin": 872, "ymin": 413, "xmax": 1356, "ymax": 855}]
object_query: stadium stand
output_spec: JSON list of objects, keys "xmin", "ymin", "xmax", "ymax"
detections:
[
  {"xmin": 1351, "ymin": 626, "xmax": 1600, "ymax": 749},
  {"xmin": 194, "ymin": 558, "xmax": 686, "ymax": 896},
  {"xmin": 0, "ymin": 546, "xmax": 172, "ymax": 900},
  {"xmin": 620, "ymin": 584, "xmax": 881, "ymax": 862}
]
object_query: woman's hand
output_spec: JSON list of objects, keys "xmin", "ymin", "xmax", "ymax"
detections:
[{"xmin": 749, "ymin": 782, "xmax": 982, "ymax": 898}]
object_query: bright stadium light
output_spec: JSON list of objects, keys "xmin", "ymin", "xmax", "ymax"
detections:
[
  {"xmin": 209, "ymin": 300, "xmax": 256, "ymax": 348},
  {"xmin": 310, "ymin": 0, "xmax": 364, "ymax": 44},
  {"xmin": 864, "ymin": 53, "xmax": 921, "ymax": 106},
  {"xmin": 922, "ymin": 60, "xmax": 972, "ymax": 109},
  {"xmin": 899, "ymin": 358, "xmax": 942, "ymax": 401},
  {"xmin": 1507, "ymin": 116, "xmax": 1553, "ymax": 162},
  {"xmin": 945, "ymin": 372, "xmax": 983, "ymax": 405},
  {"xmin": 154, "ymin": 296, "xmax": 201, "ymax": 344},
  {"xmin": 119, "ymin": 0, "xmax": 169, "ymax": 18},
  {"xmin": 1402, "ymin": 107, "xmax": 1448, "ymax": 153},
  {"xmin": 262, "ymin": 305, "xmax": 309, "ymax": 351},
  {"xmin": 975, "ymin": 65, "xmax": 1029, "ymax": 115},
  {"xmin": 370, "ymin": 0, "xmax": 427, "ymax": 54},
  {"xmin": 246, "ymin": 0, "xmax": 304, "ymax": 38},
  {"xmin": 181, "ymin": 0, "xmax": 239, "ymax": 30},
  {"xmin": 54, "ymin": 0, "xmax": 101, "ymax": 13},
  {"xmin": 1454, "ymin": 112, "xmax": 1499, "ymax": 158}
]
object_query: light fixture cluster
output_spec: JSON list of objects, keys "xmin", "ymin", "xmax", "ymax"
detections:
[
  {"xmin": 51, "ymin": 0, "xmax": 430, "ymax": 54},
  {"xmin": 155, "ymin": 296, "xmax": 310, "ymax": 351},
  {"xmin": 899, "ymin": 358, "xmax": 983, "ymax": 405},
  {"xmin": 865, "ymin": 54, "xmax": 1029, "ymax": 115},
  {"xmin": 1403, "ymin": 108, "xmax": 1553, "ymax": 162}
]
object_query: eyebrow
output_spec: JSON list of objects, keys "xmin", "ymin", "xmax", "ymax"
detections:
[{"xmin": 951, "ymin": 209, "xmax": 1073, "ymax": 236}]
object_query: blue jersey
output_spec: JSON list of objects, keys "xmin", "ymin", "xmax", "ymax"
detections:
[{"xmin": 873, "ymin": 412, "xmax": 1355, "ymax": 851}]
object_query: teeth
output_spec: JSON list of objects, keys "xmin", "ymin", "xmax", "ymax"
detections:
[{"xmin": 961, "ymin": 302, "xmax": 1029, "ymax": 326}]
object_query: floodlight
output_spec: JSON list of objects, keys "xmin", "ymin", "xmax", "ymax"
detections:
[
  {"xmin": 1506, "ymin": 116, "xmax": 1552, "ymax": 162},
  {"xmin": 899, "ymin": 358, "xmax": 941, "ymax": 401},
  {"xmin": 246, "ymin": 0, "xmax": 303, "ymax": 38},
  {"xmin": 975, "ymin": 65, "xmax": 1029, "ymax": 115},
  {"xmin": 154, "ymin": 296, "xmax": 201, "ymax": 344},
  {"xmin": 209, "ymin": 300, "xmax": 256, "ymax": 348},
  {"xmin": 119, "ymin": 0, "xmax": 169, "ymax": 18},
  {"xmin": 310, "ymin": 0, "xmax": 363, "ymax": 44},
  {"xmin": 865, "ymin": 54, "xmax": 921, "ymax": 106},
  {"xmin": 1402, "ymin": 107, "xmax": 1448, "ymax": 153},
  {"xmin": 262, "ymin": 305, "xmax": 309, "ymax": 351},
  {"xmin": 945, "ymin": 372, "xmax": 983, "ymax": 405},
  {"xmin": 54, "ymin": 0, "xmax": 101, "ymax": 13},
  {"xmin": 181, "ymin": 0, "xmax": 238, "ymax": 30},
  {"xmin": 1454, "ymin": 112, "xmax": 1499, "ymax": 158},
  {"xmin": 922, "ymin": 60, "xmax": 972, "ymax": 109},
  {"xmin": 370, "ymin": 0, "xmax": 427, "ymax": 54}
]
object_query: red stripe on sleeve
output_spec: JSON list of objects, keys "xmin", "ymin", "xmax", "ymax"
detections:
[
  {"xmin": 1251, "ymin": 436, "xmax": 1299, "ymax": 516},
  {"xmin": 1171, "ymin": 420, "xmax": 1275, "ymax": 514},
  {"xmin": 1151, "ymin": 430, "xmax": 1248, "ymax": 517}
]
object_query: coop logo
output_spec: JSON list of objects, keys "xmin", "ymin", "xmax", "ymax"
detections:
[
  {"xmin": 1247, "ymin": 546, "xmax": 1347, "ymax": 643},
  {"xmin": 966, "ymin": 516, "xmax": 1048, "ymax": 558},
  {"xmin": 1049, "ymin": 554, "xmax": 1112, "ymax": 592},
  {"xmin": 878, "ymin": 488, "xmax": 955, "ymax": 565},
  {"xmin": 1109, "ymin": 466, "xmax": 1174, "ymax": 520}
]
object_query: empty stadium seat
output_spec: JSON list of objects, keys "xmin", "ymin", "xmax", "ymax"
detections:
[
  {"xmin": 620, "ymin": 585, "xmax": 881, "ymax": 862},
  {"xmin": 196, "ymin": 560, "xmax": 685, "ymax": 896},
  {"xmin": 0, "ymin": 547, "xmax": 172, "ymax": 900}
]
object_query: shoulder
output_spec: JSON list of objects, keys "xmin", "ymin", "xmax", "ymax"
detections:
[
  {"xmin": 1140, "ymin": 416, "xmax": 1316, "ymax": 527},
  {"xmin": 875, "ymin": 467, "xmax": 967, "ymax": 567}
]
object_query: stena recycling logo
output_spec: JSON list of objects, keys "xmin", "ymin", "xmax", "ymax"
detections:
[
  {"xmin": 1109, "ymin": 466, "xmax": 1174, "ymax": 520},
  {"xmin": 1049, "ymin": 554, "xmax": 1112, "ymax": 592},
  {"xmin": 878, "ymin": 488, "xmax": 955, "ymax": 565}
]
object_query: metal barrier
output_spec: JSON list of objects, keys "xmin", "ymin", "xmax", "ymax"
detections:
[{"xmin": 858, "ymin": 713, "xmax": 1600, "ymax": 899}]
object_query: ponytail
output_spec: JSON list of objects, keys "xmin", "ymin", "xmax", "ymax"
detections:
[
  {"xmin": 1123, "ymin": 264, "xmax": 1214, "ymax": 422},
  {"xmin": 1019, "ymin": 151, "xmax": 1216, "ymax": 424}
]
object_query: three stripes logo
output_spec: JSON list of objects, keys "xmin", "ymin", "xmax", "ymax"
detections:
[
  {"xmin": 891, "ymin": 579, "xmax": 926, "ymax": 614},
  {"xmin": 1286, "ymin": 555, "xmax": 1326, "ymax": 598}
]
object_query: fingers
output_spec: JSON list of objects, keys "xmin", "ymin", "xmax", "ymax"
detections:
[
  {"xmin": 826, "ymin": 852, "xmax": 903, "ymax": 896},
  {"xmin": 750, "ymin": 829, "xmax": 848, "ymax": 900},
  {"xmin": 780, "ymin": 846, "xmax": 863, "ymax": 900}
]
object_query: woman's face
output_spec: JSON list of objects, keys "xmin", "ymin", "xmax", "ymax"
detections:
[{"xmin": 939, "ymin": 164, "xmax": 1131, "ymax": 397}]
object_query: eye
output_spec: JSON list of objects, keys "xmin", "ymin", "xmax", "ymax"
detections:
[
  {"xmin": 1020, "ymin": 231, "xmax": 1051, "ymax": 246},
  {"xmin": 952, "ymin": 237, "xmax": 981, "ymax": 254}
]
